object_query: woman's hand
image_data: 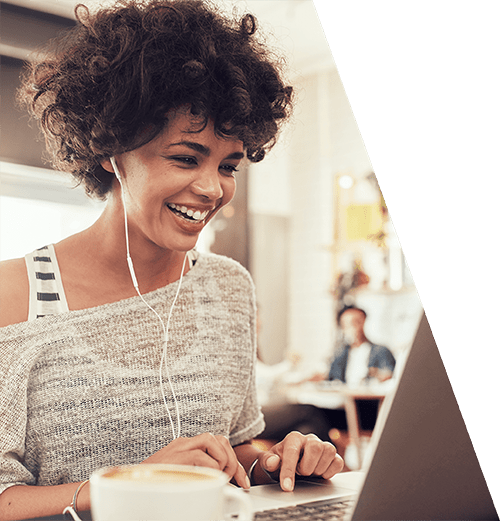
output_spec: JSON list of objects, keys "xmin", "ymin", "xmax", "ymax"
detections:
[
  {"xmin": 257, "ymin": 431, "xmax": 344, "ymax": 491},
  {"xmin": 142, "ymin": 433, "xmax": 250, "ymax": 489}
]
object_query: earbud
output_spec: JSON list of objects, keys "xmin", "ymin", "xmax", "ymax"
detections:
[{"xmin": 109, "ymin": 156, "xmax": 122, "ymax": 183}]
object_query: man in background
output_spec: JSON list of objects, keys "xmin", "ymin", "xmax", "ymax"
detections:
[
  {"xmin": 321, "ymin": 305, "xmax": 397, "ymax": 437},
  {"xmin": 328, "ymin": 305, "xmax": 396, "ymax": 385}
]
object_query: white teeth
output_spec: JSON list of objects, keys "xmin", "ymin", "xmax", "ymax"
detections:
[{"xmin": 167, "ymin": 203, "xmax": 209, "ymax": 222}]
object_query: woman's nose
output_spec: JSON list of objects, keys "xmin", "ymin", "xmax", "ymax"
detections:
[{"xmin": 191, "ymin": 167, "xmax": 223, "ymax": 200}]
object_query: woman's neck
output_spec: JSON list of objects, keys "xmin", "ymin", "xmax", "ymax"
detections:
[{"xmin": 54, "ymin": 203, "xmax": 188, "ymax": 310}]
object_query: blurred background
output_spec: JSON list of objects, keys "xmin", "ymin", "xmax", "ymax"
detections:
[{"xmin": 0, "ymin": 0, "xmax": 421, "ymax": 380}]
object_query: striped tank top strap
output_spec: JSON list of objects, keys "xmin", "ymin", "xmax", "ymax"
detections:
[{"xmin": 25, "ymin": 244, "xmax": 70, "ymax": 320}]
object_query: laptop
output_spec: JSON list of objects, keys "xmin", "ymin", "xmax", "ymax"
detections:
[
  {"xmin": 21, "ymin": 313, "xmax": 499, "ymax": 521},
  {"xmin": 246, "ymin": 312, "xmax": 499, "ymax": 520}
]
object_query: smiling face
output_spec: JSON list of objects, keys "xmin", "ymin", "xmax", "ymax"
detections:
[{"xmin": 103, "ymin": 110, "xmax": 244, "ymax": 255}]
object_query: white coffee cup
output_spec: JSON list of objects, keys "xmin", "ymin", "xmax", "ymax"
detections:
[{"xmin": 89, "ymin": 463, "xmax": 252, "ymax": 521}]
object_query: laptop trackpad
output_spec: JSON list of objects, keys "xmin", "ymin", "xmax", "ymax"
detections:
[{"xmin": 247, "ymin": 477, "xmax": 358, "ymax": 512}]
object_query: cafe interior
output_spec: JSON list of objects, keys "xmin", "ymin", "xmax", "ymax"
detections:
[{"xmin": 0, "ymin": 0, "xmax": 423, "ymax": 471}]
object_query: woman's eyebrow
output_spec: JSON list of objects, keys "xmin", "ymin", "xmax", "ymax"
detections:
[
  {"xmin": 165, "ymin": 141, "xmax": 244, "ymax": 160},
  {"xmin": 226, "ymin": 151, "xmax": 245, "ymax": 160},
  {"xmin": 167, "ymin": 141, "xmax": 210, "ymax": 155}
]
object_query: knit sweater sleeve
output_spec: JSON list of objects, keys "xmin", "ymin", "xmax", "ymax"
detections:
[
  {"xmin": 218, "ymin": 257, "xmax": 265, "ymax": 446},
  {"xmin": 228, "ymin": 314, "xmax": 265, "ymax": 446},
  {"xmin": 0, "ymin": 323, "xmax": 45, "ymax": 494}
]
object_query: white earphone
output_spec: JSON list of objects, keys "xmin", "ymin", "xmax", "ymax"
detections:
[{"xmin": 110, "ymin": 156, "xmax": 185, "ymax": 440}]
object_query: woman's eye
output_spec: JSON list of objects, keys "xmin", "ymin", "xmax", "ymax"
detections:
[
  {"xmin": 170, "ymin": 156, "xmax": 198, "ymax": 166},
  {"xmin": 220, "ymin": 164, "xmax": 239, "ymax": 176}
]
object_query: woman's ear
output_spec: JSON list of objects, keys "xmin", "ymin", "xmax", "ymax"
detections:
[
  {"xmin": 101, "ymin": 158, "xmax": 123, "ymax": 186},
  {"xmin": 100, "ymin": 158, "xmax": 114, "ymax": 174}
]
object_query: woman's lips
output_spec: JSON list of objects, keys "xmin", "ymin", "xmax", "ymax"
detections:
[{"xmin": 166, "ymin": 203, "xmax": 210, "ymax": 223}]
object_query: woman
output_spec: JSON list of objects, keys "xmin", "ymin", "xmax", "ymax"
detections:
[{"xmin": 0, "ymin": 1, "xmax": 343, "ymax": 519}]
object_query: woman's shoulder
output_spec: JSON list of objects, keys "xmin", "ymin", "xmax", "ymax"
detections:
[
  {"xmin": 197, "ymin": 252, "xmax": 252, "ymax": 280},
  {"xmin": 0, "ymin": 256, "xmax": 29, "ymax": 328},
  {"xmin": 198, "ymin": 253, "xmax": 253, "ymax": 286}
]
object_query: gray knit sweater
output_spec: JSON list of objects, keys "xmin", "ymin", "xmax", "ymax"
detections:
[{"xmin": 0, "ymin": 252, "xmax": 264, "ymax": 494}]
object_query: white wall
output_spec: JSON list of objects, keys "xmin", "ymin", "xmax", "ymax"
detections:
[
  {"xmin": 250, "ymin": 65, "xmax": 378, "ymax": 371},
  {"xmin": 250, "ymin": 63, "xmax": 421, "ymax": 370}
]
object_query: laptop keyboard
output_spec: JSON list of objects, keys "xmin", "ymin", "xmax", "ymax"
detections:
[{"xmin": 251, "ymin": 498, "xmax": 355, "ymax": 520}]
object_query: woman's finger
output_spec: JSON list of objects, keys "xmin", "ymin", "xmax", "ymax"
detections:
[
  {"xmin": 214, "ymin": 436, "xmax": 250, "ymax": 489},
  {"xmin": 277, "ymin": 432, "xmax": 304, "ymax": 491},
  {"xmin": 143, "ymin": 433, "xmax": 228, "ymax": 470},
  {"xmin": 194, "ymin": 433, "xmax": 230, "ymax": 472},
  {"xmin": 263, "ymin": 432, "xmax": 344, "ymax": 491},
  {"xmin": 142, "ymin": 434, "xmax": 250, "ymax": 489},
  {"xmin": 321, "ymin": 453, "xmax": 345, "ymax": 479},
  {"xmin": 295, "ymin": 435, "xmax": 326, "ymax": 476},
  {"xmin": 308, "ymin": 440, "xmax": 339, "ymax": 477},
  {"xmin": 142, "ymin": 446, "xmax": 221, "ymax": 470},
  {"xmin": 182, "ymin": 449, "xmax": 224, "ymax": 470}
]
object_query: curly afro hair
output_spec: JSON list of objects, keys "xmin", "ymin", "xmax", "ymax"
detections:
[{"xmin": 17, "ymin": 0, "xmax": 293, "ymax": 199}]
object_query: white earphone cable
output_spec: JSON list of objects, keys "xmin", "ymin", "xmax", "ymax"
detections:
[{"xmin": 110, "ymin": 156, "xmax": 184, "ymax": 439}]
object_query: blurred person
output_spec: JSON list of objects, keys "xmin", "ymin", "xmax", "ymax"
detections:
[
  {"xmin": 325, "ymin": 305, "xmax": 396, "ymax": 432},
  {"xmin": 0, "ymin": 2, "xmax": 344, "ymax": 519},
  {"xmin": 328, "ymin": 306, "xmax": 396, "ymax": 385}
]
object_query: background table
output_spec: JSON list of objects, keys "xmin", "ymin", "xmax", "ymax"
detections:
[{"xmin": 285, "ymin": 381, "xmax": 393, "ymax": 468}]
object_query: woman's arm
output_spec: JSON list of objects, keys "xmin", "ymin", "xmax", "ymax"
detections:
[
  {"xmin": 0, "ymin": 481, "xmax": 90, "ymax": 521},
  {"xmin": 0, "ymin": 433, "xmax": 251, "ymax": 521},
  {"xmin": 0, "ymin": 258, "xmax": 29, "ymax": 328}
]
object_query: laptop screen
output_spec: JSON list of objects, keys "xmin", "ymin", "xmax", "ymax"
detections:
[{"xmin": 351, "ymin": 312, "xmax": 498, "ymax": 520}]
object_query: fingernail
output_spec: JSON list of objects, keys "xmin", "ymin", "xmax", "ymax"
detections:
[
  {"xmin": 265, "ymin": 455, "xmax": 280, "ymax": 469},
  {"xmin": 283, "ymin": 477, "xmax": 293, "ymax": 492},
  {"xmin": 245, "ymin": 475, "xmax": 251, "ymax": 489}
]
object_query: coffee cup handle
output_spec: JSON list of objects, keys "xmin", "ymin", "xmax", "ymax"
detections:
[{"xmin": 223, "ymin": 486, "xmax": 253, "ymax": 521}]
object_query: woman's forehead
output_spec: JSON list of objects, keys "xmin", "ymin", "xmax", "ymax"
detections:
[{"xmin": 157, "ymin": 110, "xmax": 244, "ymax": 150}]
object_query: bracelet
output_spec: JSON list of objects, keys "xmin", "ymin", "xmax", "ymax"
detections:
[
  {"xmin": 247, "ymin": 458, "xmax": 278, "ymax": 486},
  {"xmin": 247, "ymin": 458, "xmax": 259, "ymax": 486},
  {"xmin": 71, "ymin": 479, "xmax": 89, "ymax": 512}
]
